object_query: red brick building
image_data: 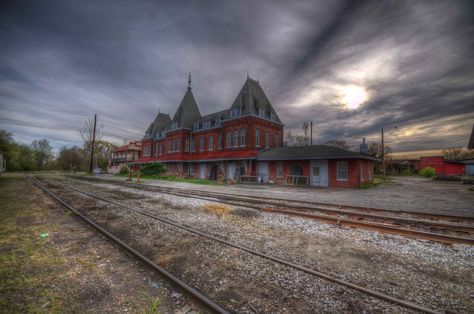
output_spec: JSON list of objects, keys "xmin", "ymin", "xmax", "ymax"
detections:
[{"xmin": 136, "ymin": 76, "xmax": 376, "ymax": 187}]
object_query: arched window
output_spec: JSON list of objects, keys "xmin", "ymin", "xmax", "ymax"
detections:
[
  {"xmin": 274, "ymin": 132, "xmax": 279, "ymax": 148},
  {"xmin": 240, "ymin": 128, "xmax": 246, "ymax": 147},
  {"xmin": 176, "ymin": 139, "xmax": 180, "ymax": 152},
  {"xmin": 255, "ymin": 128, "xmax": 260, "ymax": 147},
  {"xmin": 233, "ymin": 129, "xmax": 238, "ymax": 147},
  {"xmin": 265, "ymin": 130, "xmax": 270, "ymax": 148}
]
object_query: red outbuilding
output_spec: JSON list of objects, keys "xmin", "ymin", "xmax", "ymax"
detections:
[
  {"xmin": 134, "ymin": 75, "xmax": 377, "ymax": 188},
  {"xmin": 417, "ymin": 156, "xmax": 467, "ymax": 176}
]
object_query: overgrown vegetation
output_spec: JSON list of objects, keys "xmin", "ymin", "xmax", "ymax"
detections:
[{"xmin": 419, "ymin": 166, "xmax": 436, "ymax": 178}]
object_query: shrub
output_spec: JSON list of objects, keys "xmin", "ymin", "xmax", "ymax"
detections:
[
  {"xmin": 400, "ymin": 168, "xmax": 414, "ymax": 176},
  {"xmin": 419, "ymin": 166, "xmax": 436, "ymax": 178},
  {"xmin": 140, "ymin": 162, "xmax": 166, "ymax": 176},
  {"xmin": 118, "ymin": 165, "xmax": 129, "ymax": 175}
]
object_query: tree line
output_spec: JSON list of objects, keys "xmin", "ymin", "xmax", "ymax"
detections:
[{"xmin": 0, "ymin": 129, "xmax": 116, "ymax": 172}]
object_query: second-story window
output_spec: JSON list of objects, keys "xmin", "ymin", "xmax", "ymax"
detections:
[
  {"xmin": 159, "ymin": 144, "xmax": 163, "ymax": 156},
  {"xmin": 218, "ymin": 134, "xmax": 223, "ymax": 150},
  {"xmin": 209, "ymin": 136, "xmax": 214, "ymax": 151},
  {"xmin": 168, "ymin": 141, "xmax": 172, "ymax": 153},
  {"xmin": 226, "ymin": 131, "xmax": 232, "ymax": 148},
  {"xmin": 191, "ymin": 137, "xmax": 195, "ymax": 152},
  {"xmin": 184, "ymin": 138, "xmax": 189, "ymax": 152},
  {"xmin": 274, "ymin": 132, "xmax": 279, "ymax": 148},
  {"xmin": 240, "ymin": 128, "xmax": 246, "ymax": 147},
  {"xmin": 176, "ymin": 139, "xmax": 180, "ymax": 152},
  {"xmin": 255, "ymin": 128, "xmax": 260, "ymax": 147},
  {"xmin": 265, "ymin": 130, "xmax": 270, "ymax": 148},
  {"xmin": 199, "ymin": 138, "xmax": 205, "ymax": 152},
  {"xmin": 233, "ymin": 129, "xmax": 238, "ymax": 147}
]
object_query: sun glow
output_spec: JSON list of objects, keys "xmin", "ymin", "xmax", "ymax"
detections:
[{"xmin": 342, "ymin": 85, "xmax": 368, "ymax": 109}]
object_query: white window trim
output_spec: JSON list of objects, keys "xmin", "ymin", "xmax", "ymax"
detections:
[{"xmin": 336, "ymin": 161, "xmax": 349, "ymax": 181}]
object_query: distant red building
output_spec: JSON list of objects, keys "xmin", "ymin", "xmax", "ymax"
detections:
[
  {"xmin": 135, "ymin": 76, "xmax": 376, "ymax": 187},
  {"xmin": 417, "ymin": 156, "xmax": 466, "ymax": 176},
  {"xmin": 108, "ymin": 141, "xmax": 142, "ymax": 173}
]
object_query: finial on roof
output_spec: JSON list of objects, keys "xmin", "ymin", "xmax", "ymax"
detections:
[
  {"xmin": 247, "ymin": 72, "xmax": 249, "ymax": 79},
  {"xmin": 188, "ymin": 72, "xmax": 191, "ymax": 89}
]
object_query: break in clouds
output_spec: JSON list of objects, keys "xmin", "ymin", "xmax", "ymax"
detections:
[{"xmin": 0, "ymin": 0, "xmax": 473, "ymax": 152}]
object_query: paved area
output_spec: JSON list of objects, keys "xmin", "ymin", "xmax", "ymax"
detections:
[{"xmin": 96, "ymin": 175, "xmax": 474, "ymax": 217}]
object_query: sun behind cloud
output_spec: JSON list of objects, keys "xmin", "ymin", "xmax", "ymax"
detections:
[{"xmin": 342, "ymin": 85, "xmax": 368, "ymax": 109}]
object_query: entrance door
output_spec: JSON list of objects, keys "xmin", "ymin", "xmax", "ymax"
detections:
[
  {"xmin": 257, "ymin": 162, "xmax": 269, "ymax": 183},
  {"xmin": 199, "ymin": 163, "xmax": 206, "ymax": 179},
  {"xmin": 311, "ymin": 160, "xmax": 328, "ymax": 186},
  {"xmin": 227, "ymin": 161, "xmax": 235, "ymax": 179}
]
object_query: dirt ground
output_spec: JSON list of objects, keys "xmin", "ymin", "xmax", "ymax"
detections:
[{"xmin": 0, "ymin": 176, "xmax": 200, "ymax": 314}]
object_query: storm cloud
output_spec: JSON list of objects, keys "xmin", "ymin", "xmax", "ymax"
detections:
[{"xmin": 0, "ymin": 0, "xmax": 473, "ymax": 152}]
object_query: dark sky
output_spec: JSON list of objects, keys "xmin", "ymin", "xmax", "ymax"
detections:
[{"xmin": 1, "ymin": 0, "xmax": 473, "ymax": 152}]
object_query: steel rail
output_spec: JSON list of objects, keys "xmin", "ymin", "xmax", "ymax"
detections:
[
  {"xmin": 42, "ymin": 177, "xmax": 444, "ymax": 314},
  {"xmin": 28, "ymin": 177, "xmax": 230, "ymax": 314},
  {"xmin": 73, "ymin": 175, "xmax": 474, "ymax": 223},
  {"xmin": 66, "ymin": 176, "xmax": 474, "ymax": 244}
]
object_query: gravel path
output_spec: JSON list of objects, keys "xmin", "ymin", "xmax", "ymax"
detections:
[
  {"xmin": 54, "ymin": 176, "xmax": 474, "ymax": 313},
  {"xmin": 92, "ymin": 175, "xmax": 474, "ymax": 217}
]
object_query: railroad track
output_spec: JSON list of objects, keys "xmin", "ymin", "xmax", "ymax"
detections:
[
  {"xmin": 33, "ymin": 176, "xmax": 444, "ymax": 314},
  {"xmin": 69, "ymin": 175, "xmax": 474, "ymax": 245},
  {"xmin": 28, "ymin": 177, "xmax": 230, "ymax": 314}
]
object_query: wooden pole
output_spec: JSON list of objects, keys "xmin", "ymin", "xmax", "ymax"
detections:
[
  {"xmin": 381, "ymin": 128, "xmax": 385, "ymax": 182},
  {"xmin": 310, "ymin": 121, "xmax": 313, "ymax": 145},
  {"xmin": 89, "ymin": 114, "xmax": 97, "ymax": 174}
]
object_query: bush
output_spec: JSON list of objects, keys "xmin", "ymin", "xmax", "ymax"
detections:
[
  {"xmin": 419, "ymin": 167, "xmax": 436, "ymax": 178},
  {"xmin": 118, "ymin": 165, "xmax": 129, "ymax": 175},
  {"xmin": 140, "ymin": 162, "xmax": 166, "ymax": 176},
  {"xmin": 400, "ymin": 168, "xmax": 414, "ymax": 176}
]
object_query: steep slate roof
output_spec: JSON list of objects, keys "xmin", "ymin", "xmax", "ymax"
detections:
[
  {"xmin": 230, "ymin": 77, "xmax": 282, "ymax": 123},
  {"xmin": 468, "ymin": 124, "xmax": 474, "ymax": 150},
  {"xmin": 143, "ymin": 112, "xmax": 171, "ymax": 139},
  {"xmin": 257, "ymin": 145, "xmax": 379, "ymax": 161},
  {"xmin": 172, "ymin": 87, "xmax": 201, "ymax": 128}
]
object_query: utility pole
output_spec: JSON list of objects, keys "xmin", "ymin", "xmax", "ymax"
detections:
[
  {"xmin": 381, "ymin": 127, "xmax": 385, "ymax": 181},
  {"xmin": 89, "ymin": 113, "xmax": 97, "ymax": 174},
  {"xmin": 310, "ymin": 121, "xmax": 313, "ymax": 145}
]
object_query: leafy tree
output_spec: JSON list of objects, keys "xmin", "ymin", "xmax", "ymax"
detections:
[
  {"xmin": 442, "ymin": 147, "xmax": 474, "ymax": 160},
  {"xmin": 56, "ymin": 146, "xmax": 87, "ymax": 171},
  {"xmin": 31, "ymin": 139, "xmax": 53, "ymax": 170},
  {"xmin": 324, "ymin": 139, "xmax": 350, "ymax": 150}
]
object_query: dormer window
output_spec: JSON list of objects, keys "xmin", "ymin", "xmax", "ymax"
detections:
[
  {"xmin": 171, "ymin": 121, "xmax": 178, "ymax": 130},
  {"xmin": 270, "ymin": 113, "xmax": 276, "ymax": 121},
  {"xmin": 258, "ymin": 108, "xmax": 265, "ymax": 117},
  {"xmin": 230, "ymin": 107, "xmax": 241, "ymax": 118}
]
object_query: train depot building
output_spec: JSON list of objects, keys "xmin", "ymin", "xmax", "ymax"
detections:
[{"xmin": 135, "ymin": 76, "xmax": 376, "ymax": 188}]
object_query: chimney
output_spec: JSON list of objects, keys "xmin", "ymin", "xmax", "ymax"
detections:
[{"xmin": 359, "ymin": 138, "xmax": 368, "ymax": 154}]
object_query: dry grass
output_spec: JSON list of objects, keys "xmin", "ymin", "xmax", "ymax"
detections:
[{"xmin": 202, "ymin": 203, "xmax": 231, "ymax": 216}]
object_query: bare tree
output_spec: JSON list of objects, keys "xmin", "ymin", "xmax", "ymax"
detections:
[
  {"xmin": 442, "ymin": 147, "xmax": 474, "ymax": 160},
  {"xmin": 286, "ymin": 131, "xmax": 307, "ymax": 147},
  {"xmin": 80, "ymin": 117, "xmax": 104, "ymax": 169},
  {"xmin": 324, "ymin": 139, "xmax": 350, "ymax": 150},
  {"xmin": 302, "ymin": 122, "xmax": 309, "ymax": 145}
]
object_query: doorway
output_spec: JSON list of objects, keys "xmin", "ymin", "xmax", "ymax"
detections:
[{"xmin": 311, "ymin": 160, "xmax": 328, "ymax": 186}]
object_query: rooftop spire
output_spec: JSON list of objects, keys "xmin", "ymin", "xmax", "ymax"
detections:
[{"xmin": 188, "ymin": 72, "xmax": 192, "ymax": 89}]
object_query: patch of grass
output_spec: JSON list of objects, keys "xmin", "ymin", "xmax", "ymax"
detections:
[
  {"xmin": 0, "ymin": 177, "xmax": 68, "ymax": 313},
  {"xmin": 117, "ymin": 173, "xmax": 218, "ymax": 185},
  {"xmin": 203, "ymin": 203, "xmax": 231, "ymax": 216},
  {"xmin": 359, "ymin": 176, "xmax": 394, "ymax": 189}
]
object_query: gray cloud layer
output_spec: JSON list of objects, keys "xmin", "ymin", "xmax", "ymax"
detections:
[{"xmin": 0, "ymin": 0, "xmax": 473, "ymax": 152}]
